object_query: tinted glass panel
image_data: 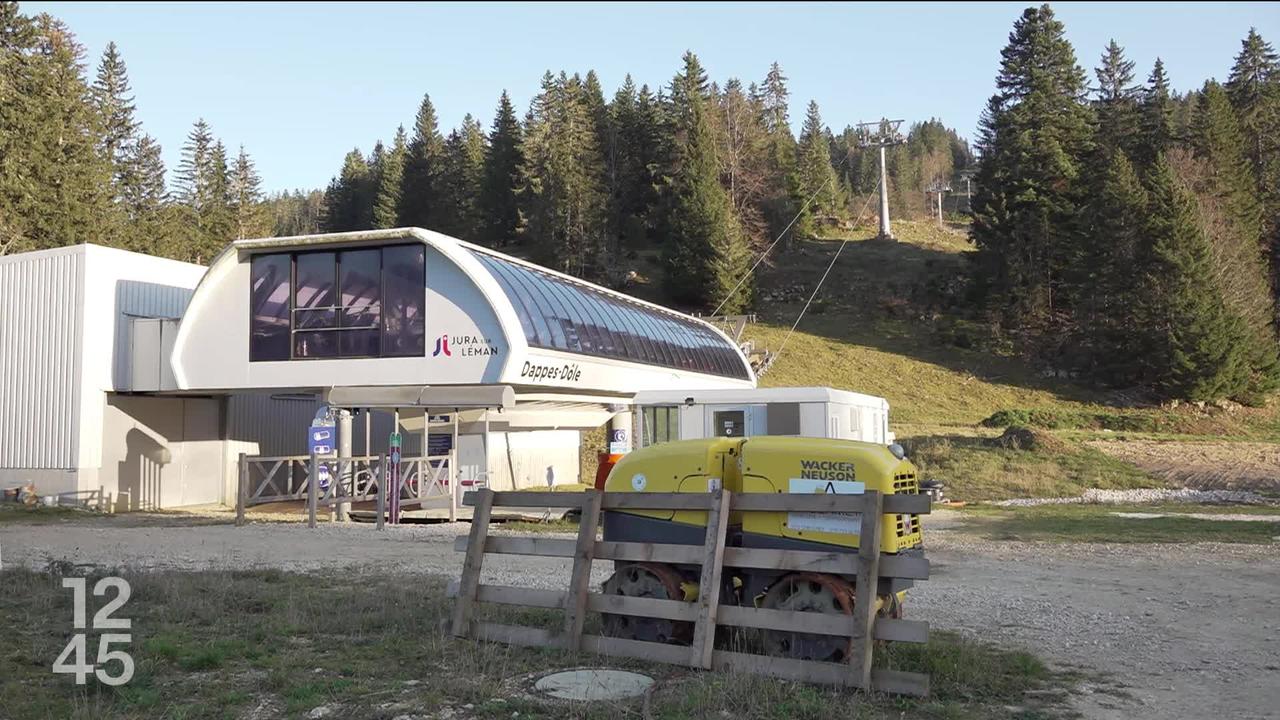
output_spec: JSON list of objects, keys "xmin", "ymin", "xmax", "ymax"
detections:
[
  {"xmin": 339, "ymin": 249, "xmax": 381, "ymax": 357},
  {"xmin": 469, "ymin": 250, "xmax": 749, "ymax": 380},
  {"xmin": 250, "ymin": 254, "xmax": 291, "ymax": 361},
  {"xmin": 382, "ymin": 244, "xmax": 425, "ymax": 357},
  {"xmin": 294, "ymin": 252, "xmax": 337, "ymax": 358}
]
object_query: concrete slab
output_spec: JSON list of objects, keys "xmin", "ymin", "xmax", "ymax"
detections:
[{"xmin": 534, "ymin": 669, "xmax": 654, "ymax": 701}]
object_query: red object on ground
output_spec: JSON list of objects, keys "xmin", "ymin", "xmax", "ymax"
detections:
[{"xmin": 594, "ymin": 453, "xmax": 625, "ymax": 490}]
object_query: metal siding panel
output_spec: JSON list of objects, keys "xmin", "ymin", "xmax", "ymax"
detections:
[
  {"xmin": 0, "ymin": 250, "xmax": 82, "ymax": 468},
  {"xmin": 227, "ymin": 394, "xmax": 325, "ymax": 457}
]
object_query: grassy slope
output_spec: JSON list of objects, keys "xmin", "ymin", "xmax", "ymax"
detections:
[{"xmin": 731, "ymin": 221, "xmax": 1278, "ymax": 501}]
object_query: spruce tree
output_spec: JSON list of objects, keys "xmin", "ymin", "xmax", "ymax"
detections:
[
  {"xmin": 437, "ymin": 115, "xmax": 487, "ymax": 239},
  {"xmin": 1225, "ymin": 28, "xmax": 1279, "ymax": 179},
  {"xmin": 794, "ymin": 100, "xmax": 839, "ymax": 236},
  {"xmin": 1077, "ymin": 150, "xmax": 1149, "ymax": 384},
  {"xmin": 1093, "ymin": 40, "xmax": 1140, "ymax": 156},
  {"xmin": 519, "ymin": 71, "xmax": 609, "ymax": 278},
  {"xmin": 230, "ymin": 145, "xmax": 266, "ymax": 239},
  {"xmin": 1139, "ymin": 155, "xmax": 1251, "ymax": 401},
  {"xmin": 478, "ymin": 90, "xmax": 523, "ymax": 247},
  {"xmin": 664, "ymin": 52, "xmax": 752, "ymax": 311},
  {"xmin": 1138, "ymin": 58, "xmax": 1175, "ymax": 167},
  {"xmin": 756, "ymin": 62, "xmax": 799, "ymax": 236},
  {"xmin": 399, "ymin": 94, "xmax": 446, "ymax": 228},
  {"xmin": 0, "ymin": 12, "xmax": 111, "ymax": 250},
  {"xmin": 91, "ymin": 42, "xmax": 139, "ymax": 185},
  {"xmin": 322, "ymin": 149, "xmax": 372, "ymax": 232},
  {"xmin": 372, "ymin": 126, "xmax": 407, "ymax": 229},
  {"xmin": 119, "ymin": 134, "xmax": 168, "ymax": 254},
  {"xmin": 971, "ymin": 4, "xmax": 1094, "ymax": 326}
]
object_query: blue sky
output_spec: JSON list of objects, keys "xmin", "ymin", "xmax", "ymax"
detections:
[{"xmin": 28, "ymin": 2, "xmax": 1280, "ymax": 193}]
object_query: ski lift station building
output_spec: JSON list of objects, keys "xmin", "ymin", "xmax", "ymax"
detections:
[{"xmin": 0, "ymin": 227, "xmax": 894, "ymax": 511}]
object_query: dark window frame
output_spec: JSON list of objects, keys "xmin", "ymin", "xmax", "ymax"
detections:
[{"xmin": 248, "ymin": 243, "xmax": 426, "ymax": 362}]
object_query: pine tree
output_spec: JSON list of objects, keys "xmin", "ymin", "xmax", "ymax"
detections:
[
  {"xmin": 794, "ymin": 100, "xmax": 839, "ymax": 236},
  {"xmin": 174, "ymin": 119, "xmax": 214, "ymax": 209},
  {"xmin": 971, "ymin": 4, "xmax": 1094, "ymax": 327},
  {"xmin": 399, "ymin": 94, "xmax": 446, "ymax": 228},
  {"xmin": 1191, "ymin": 82, "xmax": 1264, "ymax": 241},
  {"xmin": 1138, "ymin": 58, "xmax": 1175, "ymax": 167},
  {"xmin": 323, "ymin": 149, "xmax": 372, "ymax": 232},
  {"xmin": 1093, "ymin": 40, "xmax": 1140, "ymax": 156},
  {"xmin": 478, "ymin": 90, "xmax": 523, "ymax": 247},
  {"xmin": 1139, "ymin": 155, "xmax": 1252, "ymax": 401},
  {"xmin": 437, "ymin": 115, "xmax": 487, "ymax": 239},
  {"xmin": 230, "ymin": 145, "xmax": 266, "ymax": 239},
  {"xmin": 664, "ymin": 52, "xmax": 752, "ymax": 311},
  {"xmin": 372, "ymin": 126, "xmax": 407, "ymax": 229}
]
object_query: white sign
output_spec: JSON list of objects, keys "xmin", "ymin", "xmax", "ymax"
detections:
[{"xmin": 786, "ymin": 478, "xmax": 865, "ymax": 535}]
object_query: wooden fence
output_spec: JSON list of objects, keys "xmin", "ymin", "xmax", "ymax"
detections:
[{"xmin": 449, "ymin": 488, "xmax": 932, "ymax": 696}]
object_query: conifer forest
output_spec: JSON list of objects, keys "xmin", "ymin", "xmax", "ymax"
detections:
[{"xmin": 3, "ymin": 2, "xmax": 1279, "ymax": 405}]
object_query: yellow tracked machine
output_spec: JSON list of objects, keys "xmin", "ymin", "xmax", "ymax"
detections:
[{"xmin": 600, "ymin": 435, "xmax": 923, "ymax": 663}]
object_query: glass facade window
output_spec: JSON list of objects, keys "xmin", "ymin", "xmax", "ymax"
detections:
[
  {"xmin": 249, "ymin": 254, "xmax": 291, "ymax": 361},
  {"xmin": 469, "ymin": 249, "xmax": 750, "ymax": 380},
  {"xmin": 249, "ymin": 244, "xmax": 425, "ymax": 361}
]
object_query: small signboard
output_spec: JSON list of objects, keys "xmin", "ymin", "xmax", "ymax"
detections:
[
  {"xmin": 786, "ymin": 478, "xmax": 866, "ymax": 535},
  {"xmin": 388, "ymin": 432, "xmax": 402, "ymax": 523},
  {"xmin": 309, "ymin": 422, "xmax": 336, "ymax": 490},
  {"xmin": 608, "ymin": 428, "xmax": 631, "ymax": 455}
]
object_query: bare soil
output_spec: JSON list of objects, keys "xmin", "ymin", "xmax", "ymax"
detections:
[
  {"xmin": 1087, "ymin": 439, "xmax": 1280, "ymax": 493},
  {"xmin": 2, "ymin": 510, "xmax": 1277, "ymax": 720}
]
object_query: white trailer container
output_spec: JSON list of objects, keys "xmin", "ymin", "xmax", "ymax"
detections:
[{"xmin": 631, "ymin": 386, "xmax": 893, "ymax": 448}]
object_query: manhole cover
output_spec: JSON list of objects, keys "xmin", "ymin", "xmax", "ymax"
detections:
[{"xmin": 534, "ymin": 669, "xmax": 654, "ymax": 701}]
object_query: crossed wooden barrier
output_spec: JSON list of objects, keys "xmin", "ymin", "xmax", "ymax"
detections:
[{"xmin": 448, "ymin": 488, "xmax": 932, "ymax": 696}]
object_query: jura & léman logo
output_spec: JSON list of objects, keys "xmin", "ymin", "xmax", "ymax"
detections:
[
  {"xmin": 433, "ymin": 334, "xmax": 500, "ymax": 358},
  {"xmin": 432, "ymin": 335, "xmax": 452, "ymax": 357}
]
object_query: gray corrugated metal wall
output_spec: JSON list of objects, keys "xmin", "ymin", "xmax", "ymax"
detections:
[
  {"xmin": 0, "ymin": 250, "xmax": 84, "ymax": 468},
  {"xmin": 112, "ymin": 279, "xmax": 194, "ymax": 389},
  {"xmin": 226, "ymin": 396, "xmax": 424, "ymax": 457}
]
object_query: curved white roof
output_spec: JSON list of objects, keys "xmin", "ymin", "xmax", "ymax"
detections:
[{"xmin": 171, "ymin": 227, "xmax": 755, "ymax": 396}]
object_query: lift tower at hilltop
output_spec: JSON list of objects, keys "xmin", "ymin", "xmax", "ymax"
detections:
[{"xmin": 857, "ymin": 119, "xmax": 905, "ymax": 241}]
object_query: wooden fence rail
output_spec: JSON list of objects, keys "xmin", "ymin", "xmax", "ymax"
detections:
[{"xmin": 448, "ymin": 488, "xmax": 932, "ymax": 696}]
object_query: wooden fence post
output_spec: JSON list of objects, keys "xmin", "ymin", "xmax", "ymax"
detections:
[
  {"xmin": 235, "ymin": 453, "xmax": 248, "ymax": 527},
  {"xmin": 307, "ymin": 451, "xmax": 319, "ymax": 529},
  {"xmin": 451, "ymin": 489, "xmax": 495, "ymax": 638},
  {"xmin": 690, "ymin": 488, "xmax": 732, "ymax": 669},
  {"xmin": 850, "ymin": 490, "xmax": 883, "ymax": 690},
  {"xmin": 375, "ymin": 454, "xmax": 387, "ymax": 531},
  {"xmin": 563, "ymin": 490, "xmax": 603, "ymax": 650}
]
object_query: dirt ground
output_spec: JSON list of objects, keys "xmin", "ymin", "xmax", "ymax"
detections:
[
  {"xmin": 1088, "ymin": 439, "xmax": 1280, "ymax": 492},
  {"xmin": 2, "ymin": 510, "xmax": 1278, "ymax": 720}
]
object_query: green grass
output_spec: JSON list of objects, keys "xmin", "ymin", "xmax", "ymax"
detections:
[
  {"xmin": 955, "ymin": 504, "xmax": 1280, "ymax": 543},
  {"xmin": 0, "ymin": 567, "xmax": 1078, "ymax": 720},
  {"xmin": 902, "ymin": 432, "xmax": 1162, "ymax": 502},
  {"xmin": 0, "ymin": 505, "xmax": 99, "ymax": 524}
]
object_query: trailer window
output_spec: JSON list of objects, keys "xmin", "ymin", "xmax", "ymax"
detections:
[{"xmin": 641, "ymin": 406, "xmax": 680, "ymax": 447}]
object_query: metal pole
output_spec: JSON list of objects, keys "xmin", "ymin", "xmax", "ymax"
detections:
[
  {"xmin": 376, "ymin": 453, "xmax": 386, "ymax": 531},
  {"xmin": 364, "ymin": 408, "xmax": 371, "ymax": 458},
  {"xmin": 878, "ymin": 145, "xmax": 892, "ymax": 240},
  {"xmin": 307, "ymin": 450, "xmax": 318, "ymax": 529},
  {"xmin": 236, "ymin": 452, "xmax": 248, "ymax": 527},
  {"xmin": 483, "ymin": 410, "xmax": 490, "ymax": 489},
  {"xmin": 390, "ymin": 407, "xmax": 401, "ymax": 525},
  {"xmin": 450, "ymin": 410, "xmax": 459, "ymax": 522},
  {"xmin": 337, "ymin": 409, "xmax": 352, "ymax": 522}
]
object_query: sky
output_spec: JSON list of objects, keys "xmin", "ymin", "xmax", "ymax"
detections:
[{"xmin": 27, "ymin": 1, "xmax": 1280, "ymax": 194}]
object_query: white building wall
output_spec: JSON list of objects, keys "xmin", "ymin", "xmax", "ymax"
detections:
[{"xmin": 0, "ymin": 247, "xmax": 85, "ymax": 493}]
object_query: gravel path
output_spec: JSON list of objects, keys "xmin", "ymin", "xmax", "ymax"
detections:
[
  {"xmin": 2, "ymin": 513, "xmax": 1277, "ymax": 719},
  {"xmin": 1087, "ymin": 439, "xmax": 1280, "ymax": 493}
]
